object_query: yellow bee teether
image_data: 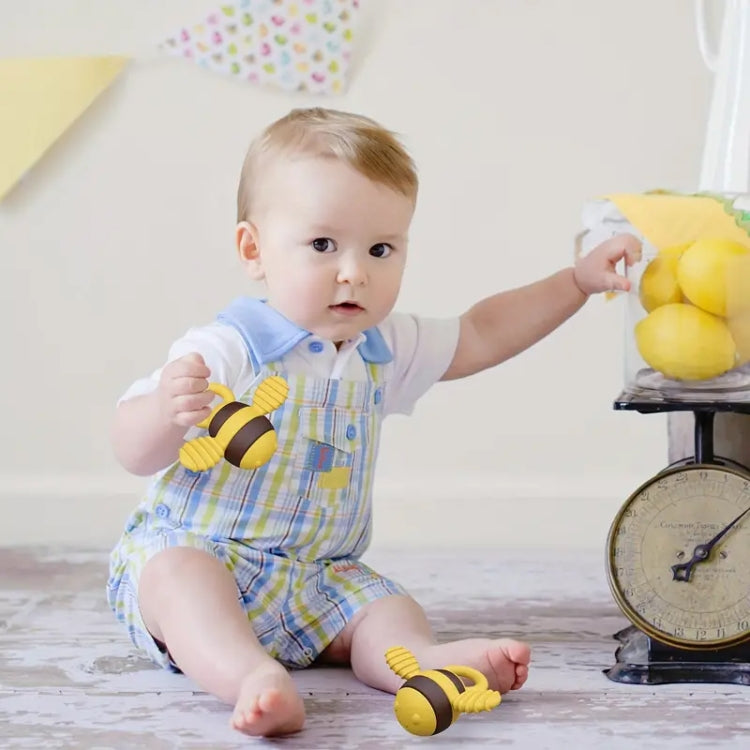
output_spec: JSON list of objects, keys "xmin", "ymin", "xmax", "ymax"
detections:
[
  {"xmin": 385, "ymin": 646, "xmax": 501, "ymax": 736},
  {"xmin": 178, "ymin": 376, "xmax": 289, "ymax": 472}
]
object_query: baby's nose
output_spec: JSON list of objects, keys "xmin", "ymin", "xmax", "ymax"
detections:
[{"xmin": 337, "ymin": 258, "xmax": 367, "ymax": 285}]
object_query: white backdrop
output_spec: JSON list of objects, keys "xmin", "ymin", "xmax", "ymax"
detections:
[{"xmin": 0, "ymin": 0, "xmax": 714, "ymax": 549}]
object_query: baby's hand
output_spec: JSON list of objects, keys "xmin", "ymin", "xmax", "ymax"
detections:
[
  {"xmin": 574, "ymin": 233, "xmax": 642, "ymax": 295},
  {"xmin": 157, "ymin": 353, "xmax": 214, "ymax": 428}
]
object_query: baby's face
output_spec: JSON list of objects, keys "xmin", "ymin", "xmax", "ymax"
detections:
[{"xmin": 242, "ymin": 155, "xmax": 414, "ymax": 343}]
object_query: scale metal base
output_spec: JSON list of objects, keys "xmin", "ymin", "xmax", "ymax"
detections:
[
  {"xmin": 604, "ymin": 625, "xmax": 750, "ymax": 686},
  {"xmin": 607, "ymin": 390, "xmax": 750, "ymax": 686}
]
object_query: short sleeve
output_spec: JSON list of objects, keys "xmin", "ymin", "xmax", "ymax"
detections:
[
  {"xmin": 117, "ymin": 322, "xmax": 253, "ymax": 404},
  {"xmin": 379, "ymin": 313, "xmax": 460, "ymax": 416}
]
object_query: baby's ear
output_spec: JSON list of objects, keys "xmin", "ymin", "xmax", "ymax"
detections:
[{"xmin": 236, "ymin": 221, "xmax": 265, "ymax": 280}]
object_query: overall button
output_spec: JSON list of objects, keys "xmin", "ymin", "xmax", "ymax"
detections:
[
  {"xmin": 346, "ymin": 424, "xmax": 357, "ymax": 440},
  {"xmin": 308, "ymin": 340, "xmax": 324, "ymax": 353},
  {"xmin": 373, "ymin": 388, "xmax": 382, "ymax": 405},
  {"xmin": 154, "ymin": 503, "xmax": 170, "ymax": 519}
]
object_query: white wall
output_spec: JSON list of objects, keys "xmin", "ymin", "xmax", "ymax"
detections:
[{"xmin": 0, "ymin": 0, "xmax": 714, "ymax": 550}]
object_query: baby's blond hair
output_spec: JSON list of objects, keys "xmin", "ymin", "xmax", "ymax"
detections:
[{"xmin": 237, "ymin": 107, "xmax": 418, "ymax": 222}]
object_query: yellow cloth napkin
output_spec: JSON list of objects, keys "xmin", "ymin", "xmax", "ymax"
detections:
[{"xmin": 606, "ymin": 191, "xmax": 750, "ymax": 251}]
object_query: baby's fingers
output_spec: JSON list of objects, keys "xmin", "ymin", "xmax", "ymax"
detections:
[
  {"xmin": 170, "ymin": 391, "xmax": 216, "ymax": 425},
  {"xmin": 604, "ymin": 233, "xmax": 642, "ymax": 266},
  {"xmin": 175, "ymin": 390, "xmax": 215, "ymax": 413},
  {"xmin": 604, "ymin": 271, "xmax": 631, "ymax": 293},
  {"xmin": 171, "ymin": 375, "xmax": 210, "ymax": 397},
  {"xmin": 167, "ymin": 353, "xmax": 211, "ymax": 381},
  {"xmin": 172, "ymin": 406, "xmax": 212, "ymax": 428},
  {"xmin": 623, "ymin": 238, "xmax": 642, "ymax": 266}
]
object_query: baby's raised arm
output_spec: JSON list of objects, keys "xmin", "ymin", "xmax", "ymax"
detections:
[{"xmin": 441, "ymin": 233, "xmax": 641, "ymax": 381}]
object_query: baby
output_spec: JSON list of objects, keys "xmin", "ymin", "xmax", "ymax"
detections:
[{"xmin": 107, "ymin": 107, "xmax": 639, "ymax": 737}]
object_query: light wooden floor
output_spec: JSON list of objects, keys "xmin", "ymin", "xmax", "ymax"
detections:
[{"xmin": 1, "ymin": 546, "xmax": 748, "ymax": 749}]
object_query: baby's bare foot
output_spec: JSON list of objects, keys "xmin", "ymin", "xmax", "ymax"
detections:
[
  {"xmin": 230, "ymin": 664, "xmax": 305, "ymax": 737},
  {"xmin": 421, "ymin": 638, "xmax": 531, "ymax": 693}
]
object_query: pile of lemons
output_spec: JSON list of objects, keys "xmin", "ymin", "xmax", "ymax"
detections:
[{"xmin": 635, "ymin": 238, "xmax": 750, "ymax": 381}]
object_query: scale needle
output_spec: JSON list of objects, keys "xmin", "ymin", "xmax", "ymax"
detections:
[{"xmin": 671, "ymin": 505, "xmax": 750, "ymax": 582}]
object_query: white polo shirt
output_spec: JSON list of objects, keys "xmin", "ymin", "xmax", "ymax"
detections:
[{"xmin": 120, "ymin": 298, "xmax": 461, "ymax": 418}]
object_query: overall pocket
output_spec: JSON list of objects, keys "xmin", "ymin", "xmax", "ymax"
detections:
[{"xmin": 292, "ymin": 406, "xmax": 364, "ymax": 504}]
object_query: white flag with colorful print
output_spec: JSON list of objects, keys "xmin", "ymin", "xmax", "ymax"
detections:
[{"xmin": 159, "ymin": 0, "xmax": 358, "ymax": 95}]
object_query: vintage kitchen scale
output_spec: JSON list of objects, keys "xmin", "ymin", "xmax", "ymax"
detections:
[
  {"xmin": 585, "ymin": 0, "xmax": 750, "ymax": 686},
  {"xmin": 606, "ymin": 391, "xmax": 750, "ymax": 686},
  {"xmin": 586, "ymin": 193, "xmax": 750, "ymax": 686}
]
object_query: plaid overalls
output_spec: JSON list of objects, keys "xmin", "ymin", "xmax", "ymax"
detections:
[{"xmin": 107, "ymin": 304, "xmax": 406, "ymax": 670}]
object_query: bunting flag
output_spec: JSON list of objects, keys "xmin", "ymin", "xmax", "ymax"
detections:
[
  {"xmin": 0, "ymin": 56, "xmax": 129, "ymax": 201},
  {"xmin": 159, "ymin": 0, "xmax": 358, "ymax": 95}
]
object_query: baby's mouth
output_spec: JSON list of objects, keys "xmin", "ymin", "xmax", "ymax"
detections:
[{"xmin": 330, "ymin": 302, "xmax": 364, "ymax": 315}]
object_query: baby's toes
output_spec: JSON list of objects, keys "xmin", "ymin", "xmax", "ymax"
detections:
[
  {"xmin": 506, "ymin": 640, "xmax": 531, "ymax": 666},
  {"xmin": 487, "ymin": 649, "xmax": 520, "ymax": 692},
  {"xmin": 512, "ymin": 663, "xmax": 529, "ymax": 690}
]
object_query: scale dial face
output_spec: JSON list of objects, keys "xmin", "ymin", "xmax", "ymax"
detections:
[{"xmin": 607, "ymin": 464, "xmax": 750, "ymax": 649}]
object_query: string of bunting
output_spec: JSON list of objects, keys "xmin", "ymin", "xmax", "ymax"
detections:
[{"xmin": 0, "ymin": 0, "xmax": 360, "ymax": 202}]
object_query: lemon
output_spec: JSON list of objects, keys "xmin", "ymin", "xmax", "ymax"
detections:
[
  {"xmin": 638, "ymin": 245, "xmax": 686, "ymax": 312},
  {"xmin": 659, "ymin": 243, "xmax": 692, "ymax": 262},
  {"xmin": 635, "ymin": 303, "xmax": 737, "ymax": 380},
  {"xmin": 728, "ymin": 311, "xmax": 750, "ymax": 365},
  {"xmin": 676, "ymin": 238, "xmax": 750, "ymax": 317}
]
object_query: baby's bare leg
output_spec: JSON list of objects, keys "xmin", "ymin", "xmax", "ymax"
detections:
[
  {"xmin": 328, "ymin": 594, "xmax": 530, "ymax": 694},
  {"xmin": 138, "ymin": 546, "xmax": 304, "ymax": 737}
]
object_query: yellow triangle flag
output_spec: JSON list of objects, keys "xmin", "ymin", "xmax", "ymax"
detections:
[{"xmin": 0, "ymin": 56, "xmax": 129, "ymax": 201}]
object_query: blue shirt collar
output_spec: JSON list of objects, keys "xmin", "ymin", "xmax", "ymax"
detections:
[{"xmin": 216, "ymin": 297, "xmax": 393, "ymax": 366}]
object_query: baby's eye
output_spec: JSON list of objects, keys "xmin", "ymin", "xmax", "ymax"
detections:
[
  {"xmin": 370, "ymin": 243, "xmax": 393, "ymax": 258},
  {"xmin": 311, "ymin": 238, "xmax": 336, "ymax": 253}
]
